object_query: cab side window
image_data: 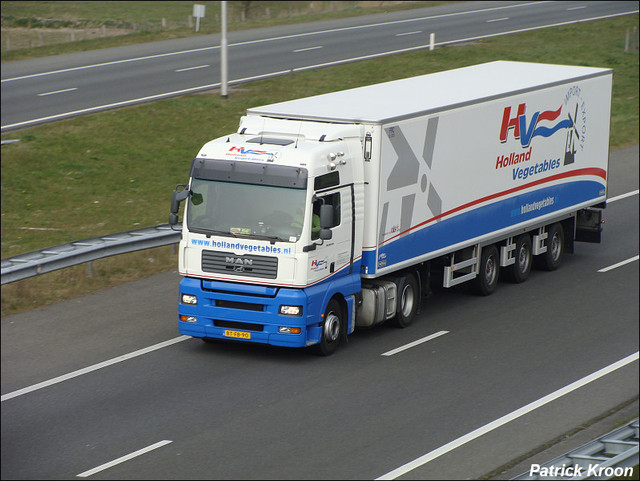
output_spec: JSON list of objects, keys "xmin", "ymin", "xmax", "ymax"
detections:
[{"xmin": 312, "ymin": 192, "xmax": 340, "ymax": 239}]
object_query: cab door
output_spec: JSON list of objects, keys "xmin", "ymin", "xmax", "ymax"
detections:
[{"xmin": 308, "ymin": 185, "xmax": 354, "ymax": 285}]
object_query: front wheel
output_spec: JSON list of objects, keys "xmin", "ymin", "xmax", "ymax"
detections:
[
  {"xmin": 315, "ymin": 299, "xmax": 344, "ymax": 356},
  {"xmin": 393, "ymin": 274, "xmax": 419, "ymax": 328}
]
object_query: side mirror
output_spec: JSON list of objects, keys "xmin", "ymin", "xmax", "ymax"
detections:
[
  {"xmin": 169, "ymin": 184, "xmax": 190, "ymax": 226},
  {"xmin": 319, "ymin": 228, "xmax": 332, "ymax": 240},
  {"xmin": 319, "ymin": 204, "xmax": 334, "ymax": 229},
  {"xmin": 303, "ymin": 201, "xmax": 334, "ymax": 251},
  {"xmin": 170, "ymin": 185, "xmax": 190, "ymax": 214},
  {"xmin": 318, "ymin": 203, "xmax": 333, "ymax": 240}
]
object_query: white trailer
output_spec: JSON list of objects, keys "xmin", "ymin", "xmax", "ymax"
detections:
[{"xmin": 170, "ymin": 61, "xmax": 612, "ymax": 354}]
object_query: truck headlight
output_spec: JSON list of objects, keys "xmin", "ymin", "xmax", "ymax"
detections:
[
  {"xmin": 181, "ymin": 294, "xmax": 198, "ymax": 305},
  {"xmin": 279, "ymin": 305, "xmax": 302, "ymax": 316}
]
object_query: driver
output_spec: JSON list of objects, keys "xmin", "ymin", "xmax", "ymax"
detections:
[{"xmin": 291, "ymin": 206, "xmax": 321, "ymax": 239}]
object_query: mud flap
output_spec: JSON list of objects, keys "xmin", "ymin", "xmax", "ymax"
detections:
[{"xmin": 575, "ymin": 208, "xmax": 603, "ymax": 243}]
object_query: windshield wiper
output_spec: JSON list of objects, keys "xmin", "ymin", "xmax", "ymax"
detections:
[
  {"xmin": 190, "ymin": 228, "xmax": 238, "ymax": 238},
  {"xmin": 190, "ymin": 227, "xmax": 286, "ymax": 243},
  {"xmin": 250, "ymin": 234, "xmax": 287, "ymax": 243}
]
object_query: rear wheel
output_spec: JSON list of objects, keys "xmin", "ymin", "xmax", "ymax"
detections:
[
  {"xmin": 505, "ymin": 234, "xmax": 532, "ymax": 283},
  {"xmin": 393, "ymin": 274, "xmax": 419, "ymax": 328},
  {"xmin": 315, "ymin": 299, "xmax": 344, "ymax": 356},
  {"xmin": 536, "ymin": 223, "xmax": 564, "ymax": 271},
  {"xmin": 472, "ymin": 245, "xmax": 499, "ymax": 296}
]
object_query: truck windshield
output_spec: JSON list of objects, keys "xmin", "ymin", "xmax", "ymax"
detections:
[{"xmin": 187, "ymin": 178, "xmax": 307, "ymax": 242}]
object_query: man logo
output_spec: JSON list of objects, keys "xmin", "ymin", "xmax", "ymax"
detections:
[{"xmin": 226, "ymin": 256, "xmax": 253, "ymax": 272}]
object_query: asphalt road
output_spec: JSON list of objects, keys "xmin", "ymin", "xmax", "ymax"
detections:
[
  {"xmin": 1, "ymin": 1, "xmax": 637, "ymax": 131},
  {"xmin": 2, "ymin": 145, "xmax": 637, "ymax": 479}
]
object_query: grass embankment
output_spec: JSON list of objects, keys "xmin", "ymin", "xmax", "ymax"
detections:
[{"xmin": 1, "ymin": 14, "xmax": 638, "ymax": 316}]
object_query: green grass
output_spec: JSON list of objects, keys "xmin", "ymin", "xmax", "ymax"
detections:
[{"xmin": 1, "ymin": 13, "xmax": 638, "ymax": 316}]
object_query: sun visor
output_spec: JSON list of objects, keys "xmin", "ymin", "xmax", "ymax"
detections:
[{"xmin": 190, "ymin": 158, "xmax": 308, "ymax": 189}]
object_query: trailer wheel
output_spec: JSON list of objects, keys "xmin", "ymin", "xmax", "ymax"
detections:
[
  {"xmin": 394, "ymin": 274, "xmax": 419, "ymax": 328},
  {"xmin": 505, "ymin": 234, "xmax": 532, "ymax": 283},
  {"xmin": 315, "ymin": 299, "xmax": 343, "ymax": 356},
  {"xmin": 536, "ymin": 223, "xmax": 564, "ymax": 271},
  {"xmin": 472, "ymin": 245, "xmax": 499, "ymax": 296}
]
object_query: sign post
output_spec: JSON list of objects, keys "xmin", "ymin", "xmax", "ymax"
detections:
[
  {"xmin": 221, "ymin": 1, "xmax": 228, "ymax": 98},
  {"xmin": 193, "ymin": 4, "xmax": 205, "ymax": 32}
]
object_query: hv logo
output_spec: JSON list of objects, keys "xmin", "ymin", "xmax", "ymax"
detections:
[
  {"xmin": 499, "ymin": 103, "xmax": 573, "ymax": 148},
  {"xmin": 499, "ymin": 87, "xmax": 587, "ymax": 166}
]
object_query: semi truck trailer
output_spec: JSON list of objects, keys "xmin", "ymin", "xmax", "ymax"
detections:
[{"xmin": 169, "ymin": 60, "xmax": 612, "ymax": 355}]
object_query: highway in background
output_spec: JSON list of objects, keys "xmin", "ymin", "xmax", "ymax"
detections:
[
  {"xmin": 1, "ymin": 1, "xmax": 637, "ymax": 131},
  {"xmin": 2, "ymin": 145, "xmax": 637, "ymax": 479}
]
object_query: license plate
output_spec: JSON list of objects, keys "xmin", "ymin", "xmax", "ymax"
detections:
[{"xmin": 224, "ymin": 329, "xmax": 251, "ymax": 340}]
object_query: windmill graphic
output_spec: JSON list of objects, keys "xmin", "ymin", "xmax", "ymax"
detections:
[{"xmin": 564, "ymin": 103, "xmax": 579, "ymax": 165}]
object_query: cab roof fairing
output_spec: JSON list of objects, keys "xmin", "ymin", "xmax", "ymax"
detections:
[
  {"xmin": 239, "ymin": 114, "xmax": 364, "ymax": 143},
  {"xmin": 195, "ymin": 132, "xmax": 354, "ymax": 176}
]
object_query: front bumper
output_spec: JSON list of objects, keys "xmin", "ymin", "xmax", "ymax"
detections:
[{"xmin": 178, "ymin": 277, "xmax": 321, "ymax": 348}]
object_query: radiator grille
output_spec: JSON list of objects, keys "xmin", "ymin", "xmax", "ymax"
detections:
[{"xmin": 201, "ymin": 250, "xmax": 278, "ymax": 279}]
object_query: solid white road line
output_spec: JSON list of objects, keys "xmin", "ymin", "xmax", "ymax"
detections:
[{"xmin": 376, "ymin": 351, "xmax": 639, "ymax": 479}]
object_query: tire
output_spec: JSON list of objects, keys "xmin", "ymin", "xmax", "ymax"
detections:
[
  {"xmin": 315, "ymin": 299, "xmax": 344, "ymax": 356},
  {"xmin": 536, "ymin": 223, "xmax": 564, "ymax": 271},
  {"xmin": 472, "ymin": 245, "xmax": 499, "ymax": 296},
  {"xmin": 505, "ymin": 234, "xmax": 532, "ymax": 283},
  {"xmin": 393, "ymin": 273, "xmax": 419, "ymax": 328}
]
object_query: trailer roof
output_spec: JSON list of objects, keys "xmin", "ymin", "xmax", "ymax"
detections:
[{"xmin": 247, "ymin": 61, "xmax": 611, "ymax": 124}]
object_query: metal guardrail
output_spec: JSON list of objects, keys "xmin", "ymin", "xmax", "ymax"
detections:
[
  {"xmin": 513, "ymin": 418, "xmax": 639, "ymax": 480},
  {"xmin": 1, "ymin": 223, "xmax": 181, "ymax": 285}
]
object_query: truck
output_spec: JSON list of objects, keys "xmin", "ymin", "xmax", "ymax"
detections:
[{"xmin": 169, "ymin": 60, "xmax": 612, "ymax": 355}]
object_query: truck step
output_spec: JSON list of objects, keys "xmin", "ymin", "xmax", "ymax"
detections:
[
  {"xmin": 532, "ymin": 228, "xmax": 549, "ymax": 256},
  {"xmin": 501, "ymin": 239, "xmax": 516, "ymax": 267},
  {"xmin": 443, "ymin": 246, "xmax": 478, "ymax": 288}
]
